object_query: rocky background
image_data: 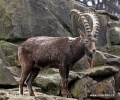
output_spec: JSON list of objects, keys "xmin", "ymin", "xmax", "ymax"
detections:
[{"xmin": 0, "ymin": 0, "xmax": 120, "ymax": 100}]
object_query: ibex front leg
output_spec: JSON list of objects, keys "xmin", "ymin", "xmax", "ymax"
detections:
[{"xmin": 59, "ymin": 66, "xmax": 72, "ymax": 98}]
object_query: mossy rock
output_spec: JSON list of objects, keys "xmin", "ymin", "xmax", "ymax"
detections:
[
  {"xmin": 109, "ymin": 27, "xmax": 120, "ymax": 45},
  {"xmin": 70, "ymin": 76, "xmax": 96, "ymax": 100},
  {"xmin": 0, "ymin": 41, "xmax": 18, "ymax": 66},
  {"xmin": 0, "ymin": 62, "xmax": 18, "ymax": 86},
  {"xmin": 34, "ymin": 74, "xmax": 61, "ymax": 96},
  {"xmin": 0, "ymin": 0, "xmax": 72, "ymax": 41},
  {"xmin": 107, "ymin": 45, "xmax": 120, "ymax": 56},
  {"xmin": 93, "ymin": 51, "xmax": 106, "ymax": 67}
]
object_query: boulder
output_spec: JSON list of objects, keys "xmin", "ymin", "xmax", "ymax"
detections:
[
  {"xmin": 34, "ymin": 73, "xmax": 61, "ymax": 96},
  {"xmin": 7, "ymin": 66, "xmax": 21, "ymax": 77},
  {"xmin": 0, "ymin": 41, "xmax": 18, "ymax": 67},
  {"xmin": 0, "ymin": 61, "xmax": 18, "ymax": 86},
  {"xmin": 115, "ymin": 92, "xmax": 120, "ymax": 100},
  {"xmin": 107, "ymin": 45, "xmax": 120, "ymax": 56},
  {"xmin": 106, "ymin": 57, "xmax": 120, "ymax": 66},
  {"xmin": 85, "ymin": 66, "xmax": 119, "ymax": 76},
  {"xmin": 70, "ymin": 76, "xmax": 97, "ymax": 100},
  {"xmin": 114, "ymin": 72, "xmax": 120, "ymax": 93},
  {"xmin": 108, "ymin": 20, "xmax": 120, "ymax": 45},
  {"xmin": 109, "ymin": 27, "xmax": 120, "ymax": 45},
  {"xmin": 45, "ymin": 0, "xmax": 74, "ymax": 32},
  {"xmin": 0, "ymin": 0, "xmax": 72, "ymax": 41},
  {"xmin": 89, "ymin": 76, "xmax": 115, "ymax": 99},
  {"xmin": 93, "ymin": 51, "xmax": 106, "ymax": 67},
  {"xmin": 72, "ymin": 56, "xmax": 88, "ymax": 72},
  {"xmin": 0, "ymin": 96, "xmax": 8, "ymax": 100}
]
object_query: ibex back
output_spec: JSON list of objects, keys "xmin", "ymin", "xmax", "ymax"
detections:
[{"xmin": 17, "ymin": 9, "xmax": 99, "ymax": 98}]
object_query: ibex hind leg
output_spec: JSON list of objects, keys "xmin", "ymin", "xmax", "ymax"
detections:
[
  {"xmin": 19, "ymin": 61, "xmax": 33, "ymax": 95},
  {"xmin": 26, "ymin": 67, "xmax": 40, "ymax": 96}
]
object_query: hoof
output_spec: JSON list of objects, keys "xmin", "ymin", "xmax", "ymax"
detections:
[
  {"xmin": 30, "ymin": 93, "xmax": 35, "ymax": 96},
  {"xmin": 62, "ymin": 91, "xmax": 72, "ymax": 98}
]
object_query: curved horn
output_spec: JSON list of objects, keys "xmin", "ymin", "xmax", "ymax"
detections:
[
  {"xmin": 70, "ymin": 9, "xmax": 100, "ymax": 35},
  {"xmin": 83, "ymin": 11, "xmax": 100, "ymax": 35},
  {"xmin": 70, "ymin": 9, "xmax": 91, "ymax": 35}
]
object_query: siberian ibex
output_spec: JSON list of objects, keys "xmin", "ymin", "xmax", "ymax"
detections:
[{"xmin": 16, "ymin": 9, "xmax": 99, "ymax": 97}]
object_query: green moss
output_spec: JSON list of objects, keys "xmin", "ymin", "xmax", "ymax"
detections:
[
  {"xmin": 107, "ymin": 46, "xmax": 116, "ymax": 54},
  {"xmin": 0, "ymin": 41, "xmax": 18, "ymax": 66},
  {"xmin": 107, "ymin": 46, "xmax": 120, "ymax": 56}
]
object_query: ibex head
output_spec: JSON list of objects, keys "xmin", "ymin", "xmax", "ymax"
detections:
[{"xmin": 70, "ymin": 9, "xmax": 100, "ymax": 59}]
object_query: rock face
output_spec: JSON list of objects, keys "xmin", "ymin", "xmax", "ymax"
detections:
[
  {"xmin": 70, "ymin": 76, "xmax": 97, "ymax": 100},
  {"xmin": 108, "ymin": 20, "xmax": 120, "ymax": 45},
  {"xmin": 0, "ymin": 0, "xmax": 73, "ymax": 41},
  {"xmin": 89, "ymin": 76, "xmax": 115, "ymax": 99},
  {"xmin": 106, "ymin": 58, "xmax": 120, "ymax": 66},
  {"xmin": 85, "ymin": 66, "xmax": 119, "ymax": 76},
  {"xmin": 0, "ymin": 62, "xmax": 17, "ymax": 86},
  {"xmin": 0, "ymin": 41, "xmax": 18, "ymax": 66}
]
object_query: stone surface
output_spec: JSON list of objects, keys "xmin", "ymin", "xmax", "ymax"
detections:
[
  {"xmin": 85, "ymin": 66, "xmax": 119, "ymax": 76},
  {"xmin": 0, "ymin": 62, "xmax": 18, "ymax": 86},
  {"xmin": 7, "ymin": 66, "xmax": 21, "ymax": 77},
  {"xmin": 93, "ymin": 51, "xmax": 106, "ymax": 67},
  {"xmin": 107, "ymin": 45, "xmax": 120, "ymax": 56},
  {"xmin": 0, "ymin": 87, "xmax": 77, "ymax": 100},
  {"xmin": 106, "ymin": 57, "xmax": 120, "ymax": 66},
  {"xmin": 70, "ymin": 76, "xmax": 97, "ymax": 100},
  {"xmin": 89, "ymin": 76, "xmax": 115, "ymax": 99},
  {"xmin": 108, "ymin": 20, "xmax": 120, "ymax": 45},
  {"xmin": 0, "ymin": 41, "xmax": 18, "ymax": 66},
  {"xmin": 0, "ymin": 0, "xmax": 72, "ymax": 41},
  {"xmin": 72, "ymin": 56, "xmax": 88, "ymax": 72}
]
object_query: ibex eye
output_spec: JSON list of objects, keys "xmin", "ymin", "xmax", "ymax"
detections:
[{"xmin": 85, "ymin": 40, "xmax": 88, "ymax": 43}]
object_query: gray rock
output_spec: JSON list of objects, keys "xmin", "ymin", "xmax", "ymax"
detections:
[
  {"xmin": 89, "ymin": 76, "xmax": 115, "ymax": 99},
  {"xmin": 85, "ymin": 66, "xmax": 119, "ymax": 76},
  {"xmin": 35, "ymin": 95, "xmax": 77, "ymax": 100},
  {"xmin": 0, "ymin": 0, "xmax": 72, "ymax": 41},
  {"xmin": 106, "ymin": 57, "xmax": 120, "ymax": 66},
  {"xmin": 45, "ymin": 0, "xmax": 74, "ymax": 32},
  {"xmin": 0, "ymin": 41, "xmax": 18, "ymax": 67},
  {"xmin": 0, "ymin": 62, "xmax": 18, "ymax": 86},
  {"xmin": 0, "ymin": 95, "xmax": 8, "ymax": 100},
  {"xmin": 108, "ymin": 20, "xmax": 120, "ymax": 45},
  {"xmin": 70, "ymin": 76, "xmax": 97, "ymax": 100},
  {"xmin": 72, "ymin": 56, "xmax": 88, "ymax": 72},
  {"xmin": 93, "ymin": 51, "xmax": 106, "ymax": 67},
  {"xmin": 115, "ymin": 92, "xmax": 120, "ymax": 100},
  {"xmin": 7, "ymin": 66, "xmax": 21, "ymax": 77},
  {"xmin": 107, "ymin": 45, "xmax": 120, "ymax": 56},
  {"xmin": 0, "ymin": 87, "xmax": 77, "ymax": 100}
]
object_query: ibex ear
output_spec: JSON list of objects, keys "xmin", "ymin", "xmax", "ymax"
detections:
[{"xmin": 78, "ymin": 28, "xmax": 85, "ymax": 38}]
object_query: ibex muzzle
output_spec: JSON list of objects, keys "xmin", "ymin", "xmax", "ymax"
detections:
[{"xmin": 85, "ymin": 34, "xmax": 97, "ymax": 58}]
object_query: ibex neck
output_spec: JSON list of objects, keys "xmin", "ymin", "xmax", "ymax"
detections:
[{"xmin": 69, "ymin": 37, "xmax": 85, "ymax": 64}]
